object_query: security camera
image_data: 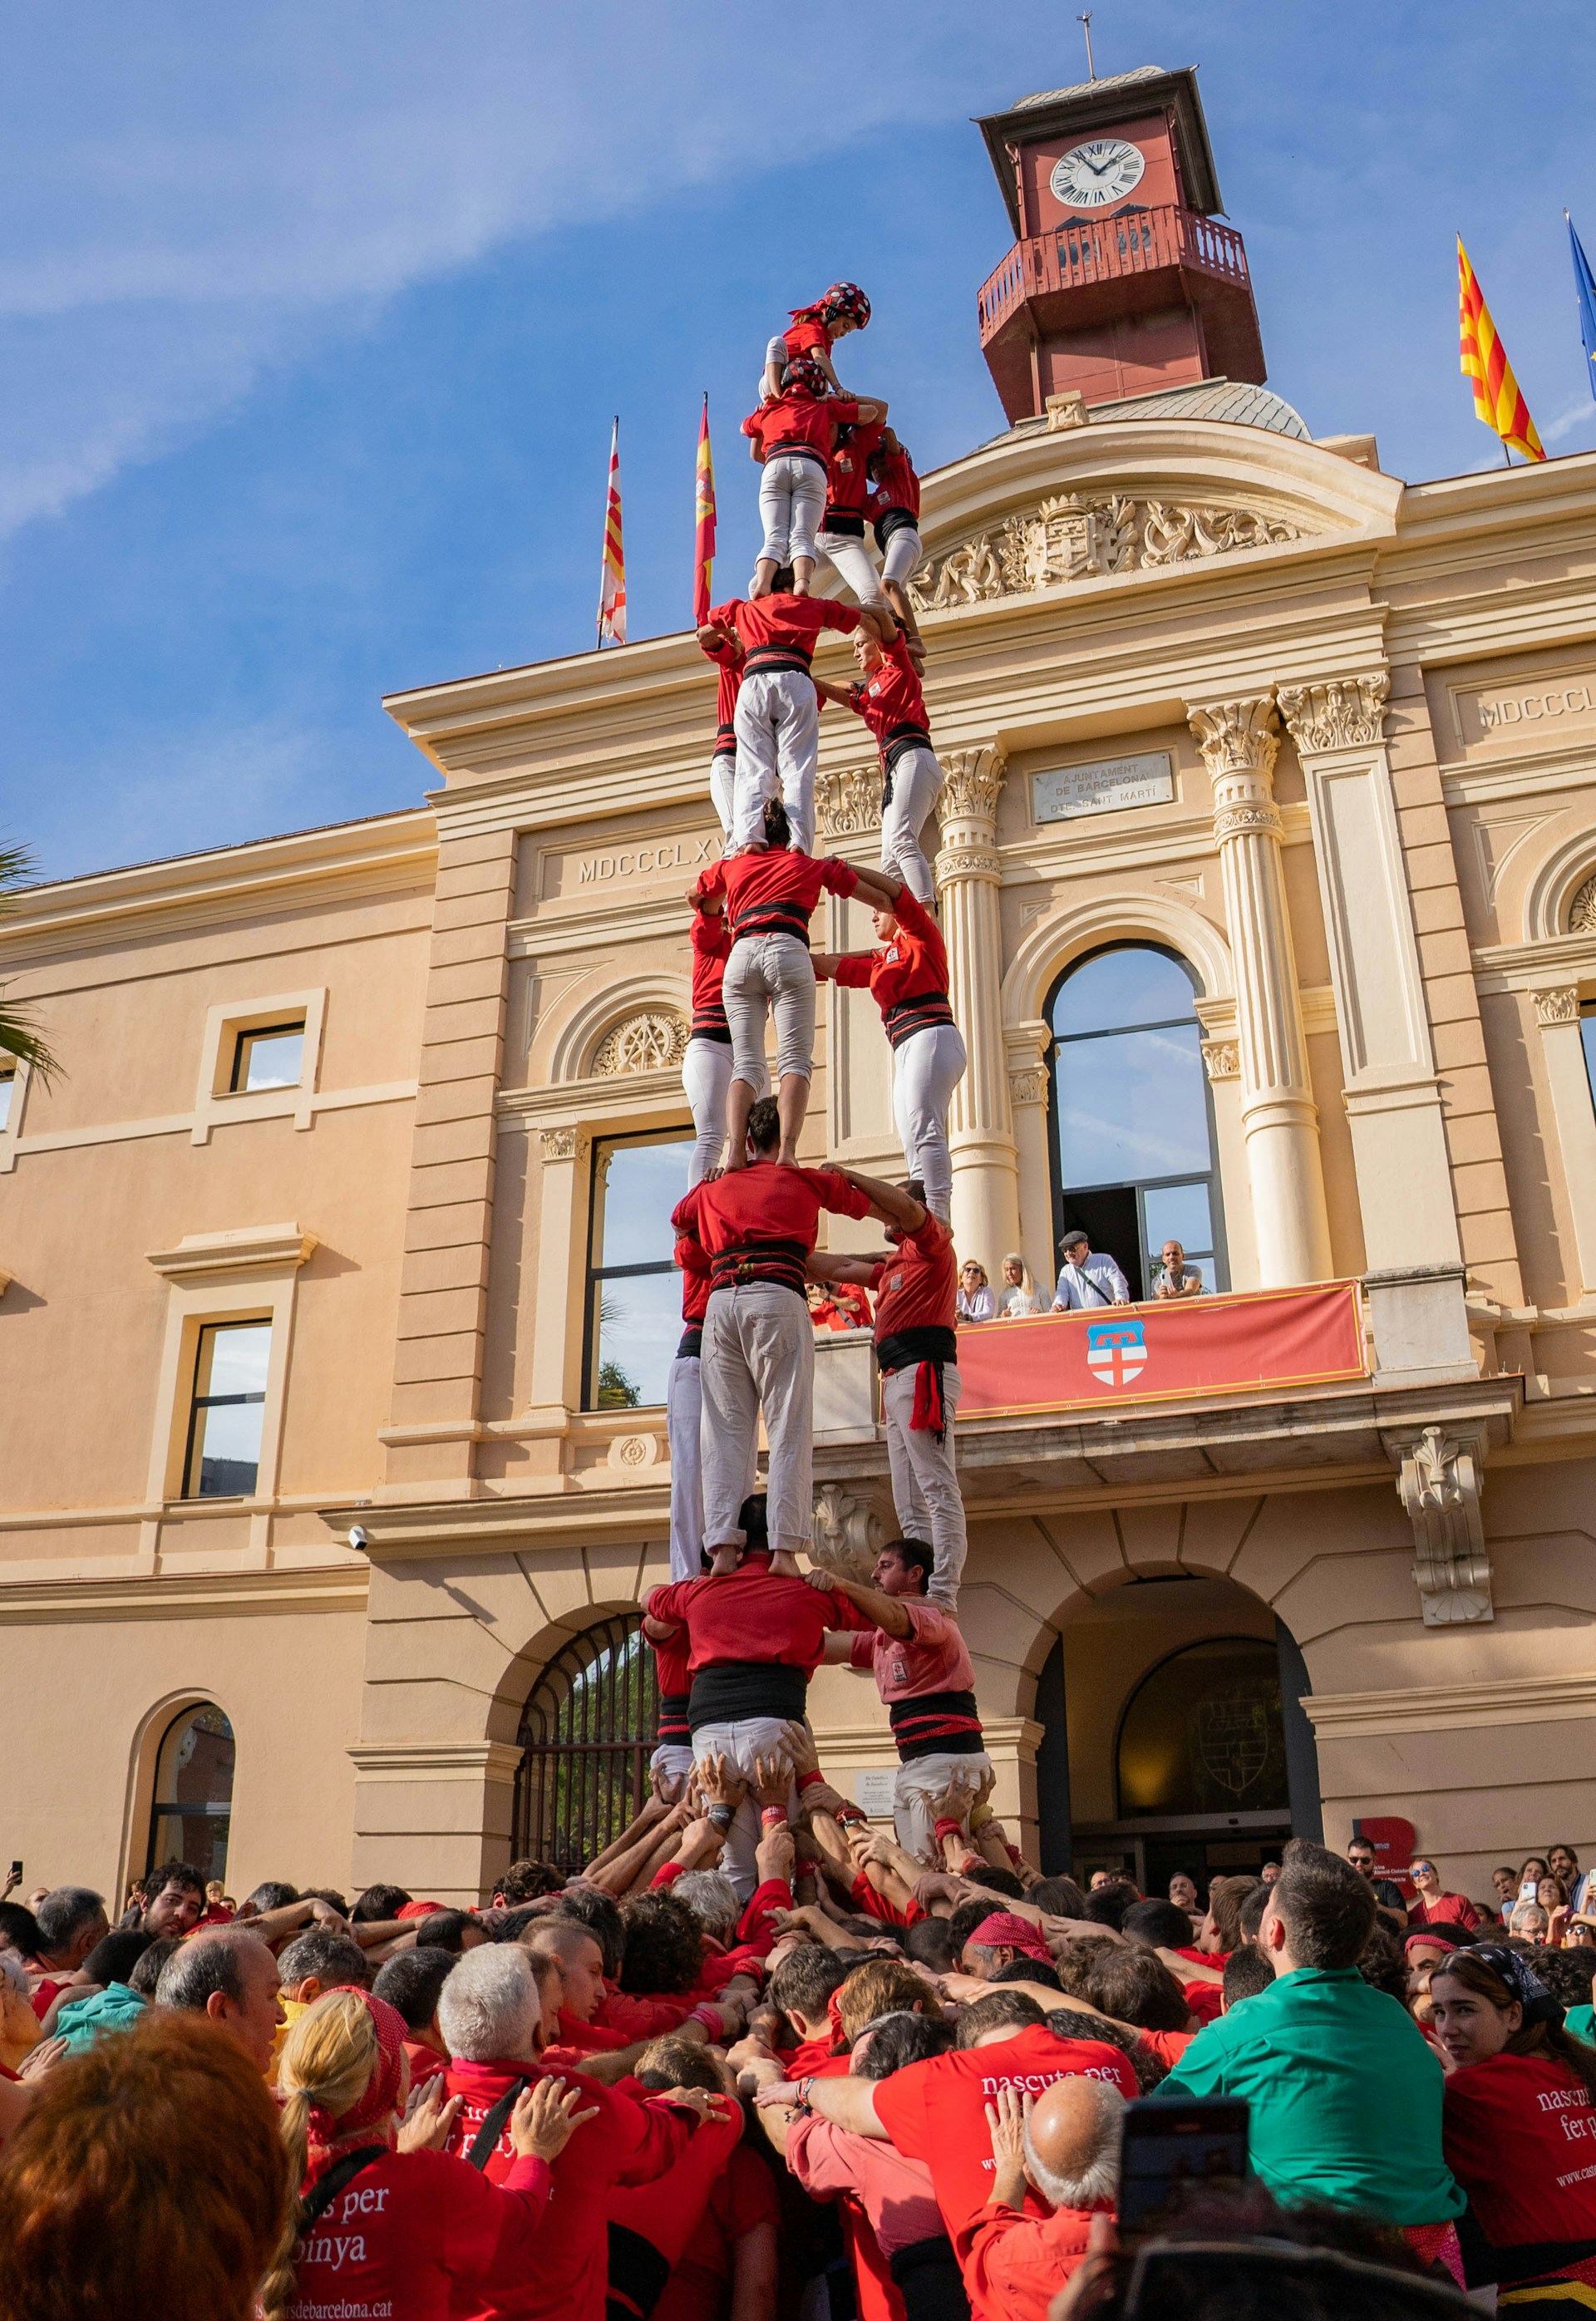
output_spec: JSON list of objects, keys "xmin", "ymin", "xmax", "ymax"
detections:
[{"xmin": 348, "ymin": 1525, "xmax": 370, "ymax": 1552}]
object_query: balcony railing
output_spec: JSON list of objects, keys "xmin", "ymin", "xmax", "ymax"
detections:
[{"xmin": 978, "ymin": 205, "xmax": 1251, "ymax": 342}]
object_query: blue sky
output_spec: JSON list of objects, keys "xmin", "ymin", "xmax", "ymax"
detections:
[{"xmin": 5, "ymin": 1, "xmax": 1595, "ymax": 881}]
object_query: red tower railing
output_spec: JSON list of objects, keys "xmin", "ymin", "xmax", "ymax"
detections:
[{"xmin": 978, "ymin": 205, "xmax": 1251, "ymax": 346}]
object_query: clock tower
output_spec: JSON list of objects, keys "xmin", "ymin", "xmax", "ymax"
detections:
[{"xmin": 974, "ymin": 65, "xmax": 1267, "ymax": 422}]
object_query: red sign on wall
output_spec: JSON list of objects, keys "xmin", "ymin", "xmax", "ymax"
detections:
[{"xmin": 956, "ymin": 1282, "xmax": 1367, "ymax": 1421}]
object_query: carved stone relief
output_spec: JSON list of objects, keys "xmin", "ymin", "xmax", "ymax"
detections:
[
  {"xmin": 538, "ymin": 1126, "xmax": 588, "ymax": 1164},
  {"xmin": 1569, "ymin": 875, "xmax": 1596, "ymax": 934},
  {"xmin": 1007, "ymin": 1067, "xmax": 1047, "ymax": 1108},
  {"xmin": 815, "ymin": 766, "xmax": 883, "ymax": 840},
  {"xmin": 591, "ymin": 1010, "xmax": 689, "ymax": 1077},
  {"xmin": 909, "ymin": 495, "xmax": 1308, "ymax": 611},
  {"xmin": 936, "ymin": 747, "xmax": 1007, "ymax": 825},
  {"xmin": 810, "ymin": 1483, "xmax": 883, "ymax": 1581},
  {"xmin": 1533, "ymin": 987, "xmax": 1581, "ymax": 1027},
  {"xmin": 1396, "ymin": 1425, "xmax": 1492, "ymax": 1624},
  {"xmin": 1187, "ymin": 695, "xmax": 1283, "ymax": 782},
  {"xmin": 1201, "ymin": 1040, "xmax": 1240, "ymax": 1082},
  {"xmin": 1277, "ymin": 673, "xmax": 1391, "ymax": 752}
]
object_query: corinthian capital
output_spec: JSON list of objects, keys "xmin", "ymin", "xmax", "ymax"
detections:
[
  {"xmin": 936, "ymin": 746, "xmax": 1007, "ymax": 825},
  {"xmin": 1277, "ymin": 673, "xmax": 1391, "ymax": 753},
  {"xmin": 815, "ymin": 765, "xmax": 882, "ymax": 840},
  {"xmin": 1186, "ymin": 694, "xmax": 1280, "ymax": 782}
]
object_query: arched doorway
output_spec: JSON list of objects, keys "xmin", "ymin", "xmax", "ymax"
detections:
[
  {"xmin": 511, "ymin": 1616, "xmax": 658, "ymax": 1872},
  {"xmin": 145, "ymin": 1702, "xmax": 235, "ymax": 1885},
  {"xmin": 1032, "ymin": 1575, "xmax": 1321, "ymax": 1888},
  {"xmin": 1045, "ymin": 944, "xmax": 1227, "ymax": 1298}
]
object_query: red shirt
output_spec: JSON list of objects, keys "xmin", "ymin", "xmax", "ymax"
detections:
[
  {"xmin": 850, "ymin": 1596, "xmax": 974, "ymax": 1703},
  {"xmin": 692, "ymin": 846, "xmax": 859, "ymax": 945},
  {"xmin": 827, "ymin": 418, "xmax": 885, "ymax": 519},
  {"xmin": 676, "ymin": 1232, "xmax": 712, "ymax": 1329},
  {"xmin": 1181, "ymin": 1979, "xmax": 1224, "ymax": 2026},
  {"xmin": 688, "ymin": 909, "xmax": 732, "ymax": 1038},
  {"xmin": 403, "ymin": 2038, "xmax": 448, "ymax": 2091},
  {"xmin": 871, "ymin": 2028, "xmax": 1137, "ymax": 2319},
  {"xmin": 871, "ymin": 1213, "xmax": 958, "ymax": 1343},
  {"xmin": 833, "ymin": 889, "xmax": 949, "ymax": 1030},
  {"xmin": 1410, "ymin": 1892, "xmax": 1482, "ymax": 1932},
  {"xmin": 608, "ymin": 2107, "xmax": 745, "ymax": 2307},
  {"xmin": 867, "ymin": 446, "xmax": 921, "ymax": 520},
  {"xmin": 653, "ymin": 2143, "xmax": 780, "ymax": 2321},
  {"xmin": 784, "ymin": 315, "xmax": 831, "ymax": 361},
  {"xmin": 647, "ymin": 1564, "xmax": 866, "ymax": 1679},
  {"xmin": 290, "ymin": 2145, "xmax": 552, "ymax": 2321},
  {"xmin": 742, "ymin": 389, "xmax": 862, "ymax": 462},
  {"xmin": 1443, "ymin": 2052, "xmax": 1596, "ymax": 2252},
  {"xmin": 962, "ymin": 2199, "xmax": 1101, "ymax": 2321},
  {"xmin": 648, "ymin": 1616, "xmax": 692, "ymax": 1700},
  {"xmin": 672, "ymin": 1158, "xmax": 872, "ymax": 1280},
  {"xmin": 707, "ymin": 593, "xmax": 861, "ymax": 669},
  {"xmin": 845, "ymin": 631, "xmax": 929, "ymax": 755},
  {"xmin": 701, "ymin": 636, "xmax": 742, "ymax": 744},
  {"xmin": 444, "ymin": 2058, "xmax": 695, "ymax": 2321},
  {"xmin": 594, "ymin": 1986, "xmax": 702, "ymax": 2043}
]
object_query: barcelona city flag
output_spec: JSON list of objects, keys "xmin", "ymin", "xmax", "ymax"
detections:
[
  {"xmin": 598, "ymin": 416, "xmax": 627, "ymax": 647},
  {"xmin": 1569, "ymin": 212, "xmax": 1596, "ymax": 404},
  {"xmin": 1457, "ymin": 237, "xmax": 1545, "ymax": 462},
  {"xmin": 693, "ymin": 395, "xmax": 717, "ymax": 626}
]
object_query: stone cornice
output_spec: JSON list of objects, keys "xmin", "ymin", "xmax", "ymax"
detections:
[
  {"xmin": 1303, "ymin": 1670, "xmax": 1596, "ymax": 1741},
  {"xmin": 0, "ymin": 1565, "xmax": 366, "ymax": 1623},
  {"xmin": 348, "ymin": 1739, "xmax": 523, "ymax": 1784},
  {"xmin": 3, "ymin": 813, "xmax": 435, "ymax": 963},
  {"xmin": 145, "ymin": 1224, "xmax": 318, "ymax": 1279}
]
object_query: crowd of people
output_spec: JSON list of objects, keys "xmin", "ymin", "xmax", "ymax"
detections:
[
  {"xmin": 7, "ymin": 285, "xmax": 1596, "ymax": 2321},
  {"xmin": 5, "ymin": 1796, "xmax": 1596, "ymax": 2320}
]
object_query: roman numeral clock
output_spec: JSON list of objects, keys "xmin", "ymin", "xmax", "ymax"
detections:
[{"xmin": 1051, "ymin": 136, "xmax": 1147, "ymax": 209}]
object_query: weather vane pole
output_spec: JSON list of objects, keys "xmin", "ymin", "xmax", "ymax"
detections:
[{"xmin": 1077, "ymin": 12, "xmax": 1096, "ymax": 80}]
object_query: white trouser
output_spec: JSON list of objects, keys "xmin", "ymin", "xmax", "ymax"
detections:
[
  {"xmin": 892, "ymin": 1023, "xmax": 966, "ymax": 1220},
  {"xmin": 815, "ymin": 527, "xmax": 884, "ymax": 607},
  {"xmin": 683, "ymin": 1036, "xmax": 766, "ymax": 1185},
  {"xmin": 701, "ymin": 1285, "xmax": 814, "ymax": 1559},
  {"xmin": 732, "ymin": 669, "xmax": 820, "ymax": 853},
  {"xmin": 880, "ymin": 524, "xmax": 924, "ymax": 587},
  {"xmin": 880, "ymin": 1362, "xmax": 965, "ymax": 1609},
  {"xmin": 894, "ymin": 1748, "xmax": 995, "ymax": 1861},
  {"xmin": 691, "ymin": 1715, "xmax": 800, "ymax": 1899},
  {"xmin": 879, "ymin": 742, "xmax": 943, "ymax": 908},
  {"xmin": 710, "ymin": 749, "xmax": 736, "ymax": 836},
  {"xmin": 724, "ymin": 934, "xmax": 815, "ymax": 1087},
  {"xmin": 650, "ymin": 1741, "xmax": 697, "ymax": 1786},
  {"xmin": 756, "ymin": 452, "xmax": 827, "ymax": 569},
  {"xmin": 667, "ymin": 1352, "xmax": 705, "ymax": 1581}
]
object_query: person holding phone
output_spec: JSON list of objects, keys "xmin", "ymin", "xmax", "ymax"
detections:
[{"xmin": 1407, "ymin": 1860, "xmax": 1482, "ymax": 1934}]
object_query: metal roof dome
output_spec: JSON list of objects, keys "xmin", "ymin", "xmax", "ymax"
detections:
[{"xmin": 1085, "ymin": 377, "xmax": 1312, "ymax": 440}]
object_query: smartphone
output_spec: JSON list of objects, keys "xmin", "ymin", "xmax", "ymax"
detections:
[
  {"xmin": 7, "ymin": 1861, "xmax": 19, "ymax": 1882},
  {"xmin": 1520, "ymin": 1880, "xmax": 1540, "ymax": 1902},
  {"xmin": 1118, "ymin": 2097, "xmax": 1249, "ymax": 2235}
]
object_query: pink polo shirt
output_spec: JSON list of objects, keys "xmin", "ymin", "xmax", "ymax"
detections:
[
  {"xmin": 787, "ymin": 2113, "xmax": 943, "ymax": 2257},
  {"xmin": 850, "ymin": 1596, "xmax": 974, "ymax": 1702}
]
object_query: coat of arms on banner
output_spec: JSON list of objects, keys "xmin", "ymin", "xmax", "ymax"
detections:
[
  {"xmin": 1193, "ymin": 1682, "xmax": 1280, "ymax": 1801},
  {"xmin": 1086, "ymin": 1316, "xmax": 1146, "ymax": 1387}
]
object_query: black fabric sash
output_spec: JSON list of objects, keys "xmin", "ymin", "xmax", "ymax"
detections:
[
  {"xmin": 1457, "ymin": 2206, "xmax": 1596, "ymax": 2289},
  {"xmin": 657, "ymin": 1692, "xmax": 692, "ymax": 1745},
  {"xmin": 766, "ymin": 441, "xmax": 829, "ymax": 471},
  {"xmin": 873, "ymin": 505, "xmax": 920, "ymax": 550},
  {"xmin": 884, "ymin": 991, "xmax": 955, "ymax": 1049},
  {"xmin": 730, "ymin": 899, "xmax": 811, "ymax": 944},
  {"xmin": 675, "ymin": 1327, "xmax": 702, "ymax": 1361},
  {"xmin": 742, "ymin": 644, "xmax": 813, "ymax": 677},
  {"xmin": 889, "ymin": 2233, "xmax": 972, "ymax": 2321},
  {"xmin": 466, "ymin": 2076, "xmax": 530, "ymax": 2171},
  {"xmin": 607, "ymin": 2222, "xmax": 674, "ymax": 2319},
  {"xmin": 891, "ymin": 1689, "xmax": 985, "ymax": 1762},
  {"xmin": 820, "ymin": 510, "xmax": 866, "ymax": 538},
  {"xmin": 298, "ymin": 2146, "xmax": 388, "ymax": 2235},
  {"xmin": 689, "ymin": 1013, "xmax": 732, "ymax": 1042},
  {"xmin": 690, "ymin": 1660, "xmax": 808, "ymax": 1726},
  {"xmin": 708, "ymin": 1236, "xmax": 809, "ymax": 1299},
  {"xmin": 877, "ymin": 1323, "xmax": 958, "ymax": 1373}
]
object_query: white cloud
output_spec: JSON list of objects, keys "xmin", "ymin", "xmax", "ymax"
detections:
[{"xmin": 0, "ymin": 2, "xmax": 1017, "ymax": 539}]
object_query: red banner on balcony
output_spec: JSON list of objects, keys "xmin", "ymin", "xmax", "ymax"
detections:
[{"xmin": 956, "ymin": 1282, "xmax": 1366, "ymax": 1420}]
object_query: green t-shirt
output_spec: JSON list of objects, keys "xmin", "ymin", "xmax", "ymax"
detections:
[
  {"xmin": 1153, "ymin": 1964, "xmax": 1464, "ymax": 2225},
  {"xmin": 1568, "ymin": 2001, "xmax": 1595, "ymax": 2045}
]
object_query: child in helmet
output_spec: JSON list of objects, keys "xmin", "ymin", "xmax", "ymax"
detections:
[{"xmin": 761, "ymin": 282, "xmax": 872, "ymax": 402}]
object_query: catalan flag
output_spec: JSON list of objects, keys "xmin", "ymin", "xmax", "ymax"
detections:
[
  {"xmin": 1457, "ymin": 237, "xmax": 1545, "ymax": 462},
  {"xmin": 693, "ymin": 394, "xmax": 717, "ymax": 626},
  {"xmin": 598, "ymin": 416, "xmax": 627, "ymax": 647}
]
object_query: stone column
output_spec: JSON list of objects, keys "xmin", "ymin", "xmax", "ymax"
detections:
[
  {"xmin": 935, "ymin": 747, "xmax": 1022, "ymax": 1269},
  {"xmin": 1188, "ymin": 695, "xmax": 1332, "ymax": 1286}
]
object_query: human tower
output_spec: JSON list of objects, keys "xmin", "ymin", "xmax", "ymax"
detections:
[{"xmin": 641, "ymin": 285, "xmax": 991, "ymax": 1897}]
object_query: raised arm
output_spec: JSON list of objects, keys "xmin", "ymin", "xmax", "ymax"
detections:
[
  {"xmin": 849, "ymin": 864, "xmax": 904, "ymax": 910},
  {"xmin": 806, "ymin": 1568, "xmax": 913, "ymax": 1640},
  {"xmin": 834, "ymin": 1167, "xmax": 926, "ymax": 1234},
  {"xmin": 811, "ymin": 677, "xmax": 857, "ymax": 711}
]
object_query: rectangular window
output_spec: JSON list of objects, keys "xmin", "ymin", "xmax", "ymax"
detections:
[
  {"xmin": 183, "ymin": 1321, "xmax": 272, "ymax": 1497},
  {"xmin": 0, "ymin": 1066, "xmax": 13, "ymax": 1133},
  {"xmin": 229, "ymin": 1021, "xmax": 305, "ymax": 1092},
  {"xmin": 582, "ymin": 1131, "xmax": 693, "ymax": 1412}
]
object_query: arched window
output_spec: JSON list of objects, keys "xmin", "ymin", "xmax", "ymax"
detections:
[
  {"xmin": 1116, "ymin": 1638, "xmax": 1287, "ymax": 1818},
  {"xmin": 1047, "ymin": 944, "xmax": 1226, "ymax": 1300},
  {"xmin": 513, "ymin": 1617, "xmax": 659, "ymax": 1871},
  {"xmin": 146, "ymin": 1703, "xmax": 235, "ymax": 1883}
]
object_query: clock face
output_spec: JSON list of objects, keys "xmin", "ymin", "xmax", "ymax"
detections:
[{"xmin": 1050, "ymin": 136, "xmax": 1146, "ymax": 210}]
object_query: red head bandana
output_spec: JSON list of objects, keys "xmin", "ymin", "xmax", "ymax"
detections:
[
  {"xmin": 305, "ymin": 1988, "xmax": 409, "ymax": 2146},
  {"xmin": 969, "ymin": 1912, "xmax": 1052, "ymax": 1965}
]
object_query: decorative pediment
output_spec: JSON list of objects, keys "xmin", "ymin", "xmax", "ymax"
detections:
[{"xmin": 909, "ymin": 491, "xmax": 1311, "ymax": 610}]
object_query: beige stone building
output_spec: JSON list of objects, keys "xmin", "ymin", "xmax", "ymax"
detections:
[{"xmin": 6, "ymin": 67, "xmax": 1596, "ymax": 1914}]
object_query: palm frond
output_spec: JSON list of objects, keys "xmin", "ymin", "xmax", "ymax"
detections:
[{"xmin": 0, "ymin": 838, "xmax": 59, "ymax": 1084}]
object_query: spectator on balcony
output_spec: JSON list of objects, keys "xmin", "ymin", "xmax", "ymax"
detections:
[
  {"xmin": 1536, "ymin": 1876, "xmax": 1573, "ymax": 1947},
  {"xmin": 1151, "ymin": 1239, "xmax": 1207, "ymax": 1298},
  {"xmin": 956, "ymin": 1262, "xmax": 995, "ymax": 1325},
  {"xmin": 1051, "ymin": 1229, "xmax": 1130, "ymax": 1312},
  {"xmin": 996, "ymin": 1254, "xmax": 1042, "ymax": 1318},
  {"xmin": 1549, "ymin": 1845, "xmax": 1591, "ymax": 1914}
]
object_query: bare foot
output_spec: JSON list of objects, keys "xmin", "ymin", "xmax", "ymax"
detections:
[
  {"xmin": 769, "ymin": 1550, "xmax": 801, "ymax": 1578},
  {"xmin": 776, "ymin": 1146, "xmax": 801, "ymax": 1169}
]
